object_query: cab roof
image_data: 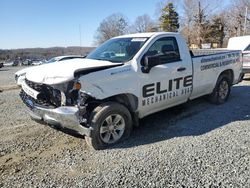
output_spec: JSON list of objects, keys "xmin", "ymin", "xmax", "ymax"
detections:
[{"xmin": 114, "ymin": 32, "xmax": 179, "ymax": 39}]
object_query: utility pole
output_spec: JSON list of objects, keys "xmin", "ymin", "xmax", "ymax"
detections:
[
  {"xmin": 79, "ymin": 24, "xmax": 82, "ymax": 54},
  {"xmin": 198, "ymin": 1, "xmax": 202, "ymax": 48},
  {"xmin": 244, "ymin": 6, "xmax": 248, "ymax": 35}
]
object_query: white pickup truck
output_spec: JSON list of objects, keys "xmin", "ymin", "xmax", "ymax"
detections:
[
  {"xmin": 227, "ymin": 35, "xmax": 250, "ymax": 75},
  {"xmin": 20, "ymin": 32, "xmax": 242, "ymax": 150}
]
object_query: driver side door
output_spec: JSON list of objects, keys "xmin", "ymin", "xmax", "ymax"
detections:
[{"xmin": 139, "ymin": 36, "xmax": 193, "ymax": 116}]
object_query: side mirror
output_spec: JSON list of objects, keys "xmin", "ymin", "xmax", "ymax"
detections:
[{"xmin": 141, "ymin": 55, "xmax": 160, "ymax": 73}]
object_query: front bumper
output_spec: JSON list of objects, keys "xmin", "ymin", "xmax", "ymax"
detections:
[
  {"xmin": 15, "ymin": 75, "xmax": 25, "ymax": 86},
  {"xmin": 20, "ymin": 89, "xmax": 91, "ymax": 137},
  {"xmin": 29, "ymin": 105, "xmax": 91, "ymax": 136}
]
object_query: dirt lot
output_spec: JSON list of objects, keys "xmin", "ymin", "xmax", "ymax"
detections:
[{"xmin": 0, "ymin": 66, "xmax": 250, "ymax": 187}]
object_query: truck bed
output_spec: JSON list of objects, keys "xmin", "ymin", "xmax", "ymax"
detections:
[
  {"xmin": 191, "ymin": 49, "xmax": 230, "ymax": 57},
  {"xmin": 190, "ymin": 50, "xmax": 242, "ymax": 100}
]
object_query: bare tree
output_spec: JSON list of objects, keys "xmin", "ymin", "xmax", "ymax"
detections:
[
  {"xmin": 180, "ymin": 0, "xmax": 222, "ymax": 48},
  {"xmin": 95, "ymin": 13, "xmax": 129, "ymax": 45},
  {"xmin": 194, "ymin": 1, "xmax": 213, "ymax": 48},
  {"xmin": 132, "ymin": 14, "xmax": 155, "ymax": 33},
  {"xmin": 181, "ymin": 0, "xmax": 197, "ymax": 44},
  {"xmin": 180, "ymin": 0, "xmax": 200, "ymax": 46},
  {"xmin": 224, "ymin": 0, "xmax": 250, "ymax": 37}
]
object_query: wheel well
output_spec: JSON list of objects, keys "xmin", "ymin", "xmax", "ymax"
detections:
[
  {"xmin": 84, "ymin": 93, "xmax": 138, "ymax": 115},
  {"xmin": 220, "ymin": 69, "xmax": 234, "ymax": 85},
  {"xmin": 85, "ymin": 94, "xmax": 139, "ymax": 127},
  {"xmin": 107, "ymin": 94, "xmax": 138, "ymax": 113}
]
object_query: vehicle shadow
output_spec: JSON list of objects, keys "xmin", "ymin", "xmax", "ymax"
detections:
[
  {"xmin": 243, "ymin": 73, "xmax": 250, "ymax": 80},
  {"xmin": 49, "ymin": 85, "xmax": 250, "ymax": 149},
  {"xmin": 34, "ymin": 119, "xmax": 85, "ymax": 139},
  {"xmin": 111, "ymin": 84, "xmax": 250, "ymax": 149},
  {"xmin": 243, "ymin": 77, "xmax": 250, "ymax": 81}
]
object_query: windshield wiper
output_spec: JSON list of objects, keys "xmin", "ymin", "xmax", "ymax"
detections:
[{"xmin": 89, "ymin": 58, "xmax": 123, "ymax": 63}]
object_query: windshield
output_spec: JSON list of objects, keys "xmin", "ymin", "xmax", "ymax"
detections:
[
  {"xmin": 46, "ymin": 57, "xmax": 58, "ymax": 64},
  {"xmin": 244, "ymin": 44, "xmax": 250, "ymax": 51},
  {"xmin": 86, "ymin": 37, "xmax": 148, "ymax": 63}
]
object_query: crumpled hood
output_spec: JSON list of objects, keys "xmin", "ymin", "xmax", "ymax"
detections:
[
  {"xmin": 15, "ymin": 66, "xmax": 37, "ymax": 76},
  {"xmin": 25, "ymin": 58, "xmax": 122, "ymax": 85}
]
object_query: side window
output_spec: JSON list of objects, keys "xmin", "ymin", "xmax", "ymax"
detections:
[{"xmin": 144, "ymin": 37, "xmax": 180, "ymax": 64}]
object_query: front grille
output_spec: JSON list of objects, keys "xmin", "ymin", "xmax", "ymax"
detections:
[
  {"xmin": 20, "ymin": 89, "xmax": 56, "ymax": 109},
  {"xmin": 25, "ymin": 79, "xmax": 43, "ymax": 92},
  {"xmin": 23, "ymin": 79, "xmax": 61, "ymax": 108}
]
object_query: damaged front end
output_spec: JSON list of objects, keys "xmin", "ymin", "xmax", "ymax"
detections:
[{"xmin": 20, "ymin": 78, "xmax": 92, "ymax": 136}]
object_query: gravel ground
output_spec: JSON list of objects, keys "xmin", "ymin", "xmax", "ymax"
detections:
[
  {"xmin": 0, "ymin": 66, "xmax": 23, "ymax": 87},
  {"xmin": 0, "ymin": 67, "xmax": 249, "ymax": 187}
]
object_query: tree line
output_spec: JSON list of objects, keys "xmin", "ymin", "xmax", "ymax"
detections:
[
  {"xmin": 95, "ymin": 0, "xmax": 250, "ymax": 48},
  {"xmin": 0, "ymin": 47, "xmax": 94, "ymax": 62}
]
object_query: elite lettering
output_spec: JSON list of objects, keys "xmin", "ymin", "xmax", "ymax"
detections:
[{"xmin": 142, "ymin": 75, "xmax": 192, "ymax": 98}]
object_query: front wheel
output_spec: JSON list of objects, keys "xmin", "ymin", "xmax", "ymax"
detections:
[
  {"xmin": 85, "ymin": 102, "xmax": 132, "ymax": 150},
  {"xmin": 208, "ymin": 75, "xmax": 231, "ymax": 104}
]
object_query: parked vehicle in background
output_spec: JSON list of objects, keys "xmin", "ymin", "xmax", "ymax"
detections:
[
  {"xmin": 31, "ymin": 60, "xmax": 46, "ymax": 66},
  {"xmin": 227, "ymin": 35, "xmax": 250, "ymax": 75},
  {"xmin": 242, "ymin": 51, "xmax": 250, "ymax": 75},
  {"xmin": 22, "ymin": 59, "xmax": 32, "ymax": 66},
  {"xmin": 227, "ymin": 35, "xmax": 250, "ymax": 51},
  {"xmin": 15, "ymin": 55, "xmax": 85, "ymax": 86},
  {"xmin": 19, "ymin": 32, "xmax": 242, "ymax": 150},
  {"xmin": 12, "ymin": 60, "xmax": 20, "ymax": 66},
  {"xmin": 0, "ymin": 62, "xmax": 3, "ymax": 68}
]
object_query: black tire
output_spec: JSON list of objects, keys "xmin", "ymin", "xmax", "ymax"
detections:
[
  {"xmin": 241, "ymin": 73, "xmax": 245, "ymax": 81},
  {"xmin": 208, "ymin": 75, "xmax": 231, "ymax": 104},
  {"xmin": 85, "ymin": 102, "xmax": 132, "ymax": 150}
]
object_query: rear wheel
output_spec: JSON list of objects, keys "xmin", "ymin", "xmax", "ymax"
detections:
[
  {"xmin": 85, "ymin": 102, "xmax": 132, "ymax": 150},
  {"xmin": 208, "ymin": 75, "xmax": 231, "ymax": 104}
]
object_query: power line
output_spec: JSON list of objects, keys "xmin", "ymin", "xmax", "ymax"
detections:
[{"xmin": 244, "ymin": 6, "xmax": 248, "ymax": 35}]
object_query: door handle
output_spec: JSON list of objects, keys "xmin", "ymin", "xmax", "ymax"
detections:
[{"xmin": 177, "ymin": 67, "xmax": 186, "ymax": 72}]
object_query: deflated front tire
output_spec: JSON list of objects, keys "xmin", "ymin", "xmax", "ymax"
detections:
[{"xmin": 85, "ymin": 102, "xmax": 132, "ymax": 150}]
